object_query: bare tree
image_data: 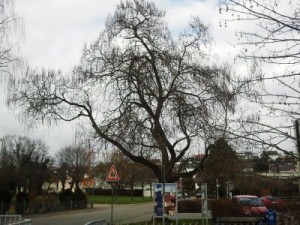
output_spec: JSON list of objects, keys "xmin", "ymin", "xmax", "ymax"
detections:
[
  {"xmin": 0, "ymin": 0, "xmax": 23, "ymax": 80},
  {"xmin": 56, "ymin": 143, "xmax": 94, "ymax": 189},
  {"xmin": 218, "ymin": 0, "xmax": 300, "ymax": 159},
  {"xmin": 0, "ymin": 137, "xmax": 16, "ymax": 190},
  {"xmin": 106, "ymin": 150, "xmax": 155, "ymax": 194},
  {"xmin": 8, "ymin": 0, "xmax": 236, "ymax": 182}
]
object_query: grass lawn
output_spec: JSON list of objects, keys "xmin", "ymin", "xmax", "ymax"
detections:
[{"xmin": 87, "ymin": 195, "xmax": 153, "ymax": 204}]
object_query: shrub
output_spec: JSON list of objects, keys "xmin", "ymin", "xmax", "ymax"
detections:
[
  {"xmin": 31, "ymin": 194, "xmax": 58, "ymax": 213},
  {"xmin": 211, "ymin": 199, "xmax": 244, "ymax": 220},
  {"xmin": 178, "ymin": 199, "xmax": 201, "ymax": 213},
  {"xmin": 276, "ymin": 200, "xmax": 300, "ymax": 225},
  {"xmin": 85, "ymin": 188, "xmax": 143, "ymax": 196},
  {"xmin": 59, "ymin": 189, "xmax": 87, "ymax": 209},
  {"xmin": 0, "ymin": 189, "xmax": 12, "ymax": 214},
  {"xmin": 72, "ymin": 188, "xmax": 87, "ymax": 209},
  {"xmin": 15, "ymin": 192, "xmax": 29, "ymax": 215},
  {"xmin": 59, "ymin": 189, "xmax": 73, "ymax": 209}
]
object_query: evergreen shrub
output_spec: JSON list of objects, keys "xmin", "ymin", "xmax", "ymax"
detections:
[
  {"xmin": 0, "ymin": 188, "xmax": 12, "ymax": 214},
  {"xmin": 15, "ymin": 192, "xmax": 29, "ymax": 215}
]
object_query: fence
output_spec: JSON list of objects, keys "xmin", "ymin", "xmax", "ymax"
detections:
[
  {"xmin": 84, "ymin": 219, "xmax": 106, "ymax": 225},
  {"xmin": 8, "ymin": 200, "xmax": 93, "ymax": 215},
  {"xmin": 8, "ymin": 219, "xmax": 32, "ymax": 225},
  {"xmin": 0, "ymin": 215, "xmax": 21, "ymax": 225},
  {"xmin": 216, "ymin": 217, "xmax": 264, "ymax": 225}
]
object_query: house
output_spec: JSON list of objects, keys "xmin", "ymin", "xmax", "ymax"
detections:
[{"xmin": 265, "ymin": 163, "xmax": 298, "ymax": 179}]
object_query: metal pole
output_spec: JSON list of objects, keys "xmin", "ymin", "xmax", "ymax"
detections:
[
  {"xmin": 111, "ymin": 185, "xmax": 114, "ymax": 225},
  {"xmin": 295, "ymin": 119, "xmax": 300, "ymax": 194},
  {"xmin": 161, "ymin": 165, "xmax": 165, "ymax": 225},
  {"xmin": 216, "ymin": 179, "xmax": 220, "ymax": 200}
]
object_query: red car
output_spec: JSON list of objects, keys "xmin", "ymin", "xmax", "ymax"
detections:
[
  {"xmin": 260, "ymin": 195, "xmax": 284, "ymax": 209},
  {"xmin": 232, "ymin": 195, "xmax": 268, "ymax": 216}
]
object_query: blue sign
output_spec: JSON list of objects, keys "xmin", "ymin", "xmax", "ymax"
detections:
[
  {"xmin": 153, "ymin": 183, "xmax": 177, "ymax": 217},
  {"xmin": 154, "ymin": 183, "xmax": 163, "ymax": 216}
]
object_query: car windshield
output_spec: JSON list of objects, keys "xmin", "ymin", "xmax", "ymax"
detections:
[{"xmin": 239, "ymin": 197, "xmax": 263, "ymax": 206}]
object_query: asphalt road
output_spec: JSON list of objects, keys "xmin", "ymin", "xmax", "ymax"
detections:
[{"xmin": 23, "ymin": 202, "xmax": 154, "ymax": 225}]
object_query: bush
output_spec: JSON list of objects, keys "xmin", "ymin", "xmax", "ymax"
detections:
[
  {"xmin": 15, "ymin": 192, "xmax": 29, "ymax": 215},
  {"xmin": 276, "ymin": 200, "xmax": 300, "ymax": 225},
  {"xmin": 0, "ymin": 189, "xmax": 12, "ymax": 214},
  {"xmin": 85, "ymin": 188, "xmax": 143, "ymax": 196},
  {"xmin": 59, "ymin": 189, "xmax": 73, "ymax": 209},
  {"xmin": 178, "ymin": 199, "xmax": 202, "ymax": 213},
  {"xmin": 58, "ymin": 189, "xmax": 87, "ymax": 209},
  {"xmin": 72, "ymin": 189, "xmax": 87, "ymax": 209},
  {"xmin": 32, "ymin": 193, "xmax": 59, "ymax": 213},
  {"xmin": 211, "ymin": 199, "xmax": 244, "ymax": 220},
  {"xmin": 58, "ymin": 189, "xmax": 73, "ymax": 202}
]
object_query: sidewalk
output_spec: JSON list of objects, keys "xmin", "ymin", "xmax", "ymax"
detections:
[{"xmin": 23, "ymin": 204, "xmax": 111, "ymax": 219}]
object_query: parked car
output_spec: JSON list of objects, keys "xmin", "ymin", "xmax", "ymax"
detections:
[
  {"xmin": 178, "ymin": 191, "xmax": 182, "ymax": 198},
  {"xmin": 232, "ymin": 195, "xmax": 268, "ymax": 216},
  {"xmin": 260, "ymin": 195, "xmax": 284, "ymax": 209},
  {"xmin": 196, "ymin": 192, "xmax": 202, "ymax": 198}
]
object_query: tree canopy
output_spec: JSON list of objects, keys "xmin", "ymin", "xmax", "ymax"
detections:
[
  {"xmin": 0, "ymin": 135, "xmax": 52, "ymax": 194},
  {"xmin": 8, "ymin": 0, "xmax": 236, "ymax": 182},
  {"xmin": 201, "ymin": 138, "xmax": 241, "ymax": 188},
  {"xmin": 56, "ymin": 143, "xmax": 94, "ymax": 189}
]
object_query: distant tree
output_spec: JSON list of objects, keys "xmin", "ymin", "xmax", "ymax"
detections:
[
  {"xmin": 0, "ymin": 188, "xmax": 12, "ymax": 214},
  {"xmin": 56, "ymin": 143, "xmax": 94, "ymax": 189},
  {"xmin": 218, "ymin": 0, "xmax": 300, "ymax": 160},
  {"xmin": 15, "ymin": 192, "xmax": 28, "ymax": 215},
  {"xmin": 283, "ymin": 152, "xmax": 296, "ymax": 164},
  {"xmin": 56, "ymin": 162, "xmax": 68, "ymax": 191},
  {"xmin": 95, "ymin": 149, "xmax": 156, "ymax": 198},
  {"xmin": 0, "ymin": 135, "xmax": 52, "ymax": 195},
  {"xmin": 253, "ymin": 158, "xmax": 269, "ymax": 173},
  {"xmin": 8, "ymin": 0, "xmax": 237, "ymax": 183},
  {"xmin": 115, "ymin": 155, "xmax": 156, "ymax": 198},
  {"xmin": 200, "ymin": 138, "xmax": 241, "ymax": 195},
  {"xmin": 0, "ymin": 138, "xmax": 17, "ymax": 190}
]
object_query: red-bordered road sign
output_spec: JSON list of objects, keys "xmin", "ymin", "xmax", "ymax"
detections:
[{"xmin": 106, "ymin": 165, "xmax": 120, "ymax": 181}]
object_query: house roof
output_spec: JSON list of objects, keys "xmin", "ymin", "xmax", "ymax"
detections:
[{"xmin": 269, "ymin": 163, "xmax": 296, "ymax": 172}]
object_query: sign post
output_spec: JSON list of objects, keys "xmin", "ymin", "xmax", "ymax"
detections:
[
  {"xmin": 106, "ymin": 165, "xmax": 120, "ymax": 225},
  {"xmin": 201, "ymin": 183, "xmax": 208, "ymax": 225},
  {"xmin": 295, "ymin": 119, "xmax": 300, "ymax": 194}
]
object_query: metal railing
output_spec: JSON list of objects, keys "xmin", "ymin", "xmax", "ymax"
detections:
[
  {"xmin": 216, "ymin": 217, "xmax": 264, "ymax": 225},
  {"xmin": 8, "ymin": 219, "xmax": 32, "ymax": 225},
  {"xmin": 0, "ymin": 215, "xmax": 21, "ymax": 225},
  {"xmin": 7, "ymin": 200, "xmax": 92, "ymax": 215},
  {"xmin": 84, "ymin": 219, "xmax": 106, "ymax": 225}
]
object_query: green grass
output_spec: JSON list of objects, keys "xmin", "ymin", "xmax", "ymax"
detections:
[{"xmin": 87, "ymin": 195, "xmax": 153, "ymax": 204}]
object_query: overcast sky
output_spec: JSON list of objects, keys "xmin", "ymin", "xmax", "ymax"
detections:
[{"xmin": 0, "ymin": 0, "xmax": 240, "ymax": 155}]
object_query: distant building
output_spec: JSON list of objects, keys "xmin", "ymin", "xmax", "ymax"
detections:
[
  {"xmin": 238, "ymin": 151, "xmax": 256, "ymax": 160},
  {"xmin": 265, "ymin": 163, "xmax": 298, "ymax": 179},
  {"xmin": 261, "ymin": 150, "xmax": 280, "ymax": 161}
]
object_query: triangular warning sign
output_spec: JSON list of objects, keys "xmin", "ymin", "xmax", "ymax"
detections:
[{"xmin": 106, "ymin": 165, "xmax": 120, "ymax": 181}]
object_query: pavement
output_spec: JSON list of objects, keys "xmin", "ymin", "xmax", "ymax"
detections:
[{"xmin": 23, "ymin": 203, "xmax": 212, "ymax": 224}]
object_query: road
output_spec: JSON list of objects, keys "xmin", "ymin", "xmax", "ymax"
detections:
[{"xmin": 23, "ymin": 202, "xmax": 154, "ymax": 225}]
